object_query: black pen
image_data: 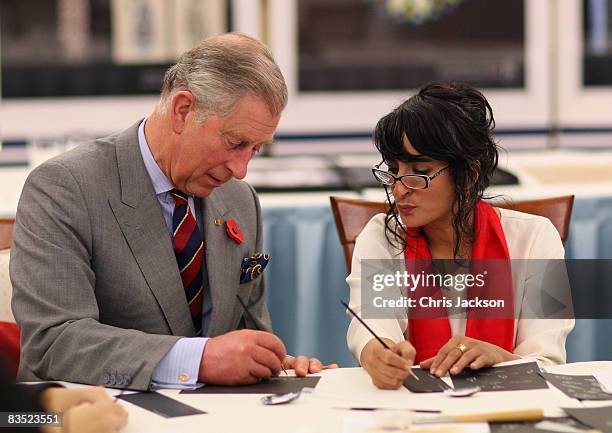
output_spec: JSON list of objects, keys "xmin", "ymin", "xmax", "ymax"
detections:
[
  {"xmin": 333, "ymin": 407, "xmax": 441, "ymax": 413},
  {"xmin": 114, "ymin": 361, "xmax": 147, "ymax": 402},
  {"xmin": 236, "ymin": 294, "xmax": 289, "ymax": 376},
  {"xmin": 341, "ymin": 300, "xmax": 419, "ymax": 381}
]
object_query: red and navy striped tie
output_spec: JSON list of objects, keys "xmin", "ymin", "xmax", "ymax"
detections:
[{"xmin": 171, "ymin": 189, "xmax": 204, "ymax": 335}]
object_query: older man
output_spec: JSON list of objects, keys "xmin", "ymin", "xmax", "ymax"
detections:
[{"xmin": 11, "ymin": 33, "xmax": 335, "ymax": 391}]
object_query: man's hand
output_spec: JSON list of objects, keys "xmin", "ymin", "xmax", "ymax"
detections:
[
  {"xmin": 359, "ymin": 338, "xmax": 415, "ymax": 389},
  {"xmin": 420, "ymin": 336, "xmax": 520, "ymax": 377},
  {"xmin": 282, "ymin": 356, "xmax": 339, "ymax": 376},
  {"xmin": 199, "ymin": 329, "xmax": 287, "ymax": 385}
]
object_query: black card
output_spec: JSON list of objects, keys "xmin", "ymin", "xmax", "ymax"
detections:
[
  {"xmin": 180, "ymin": 376, "xmax": 321, "ymax": 394},
  {"xmin": 490, "ymin": 416, "xmax": 591, "ymax": 433},
  {"xmin": 564, "ymin": 406, "xmax": 612, "ymax": 433},
  {"xmin": 541, "ymin": 372, "xmax": 612, "ymax": 401},
  {"xmin": 118, "ymin": 391, "xmax": 206, "ymax": 418},
  {"xmin": 403, "ymin": 368, "xmax": 452, "ymax": 393},
  {"xmin": 451, "ymin": 362, "xmax": 548, "ymax": 392}
]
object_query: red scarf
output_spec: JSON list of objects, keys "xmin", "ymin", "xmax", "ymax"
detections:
[{"xmin": 405, "ymin": 200, "xmax": 514, "ymax": 363}]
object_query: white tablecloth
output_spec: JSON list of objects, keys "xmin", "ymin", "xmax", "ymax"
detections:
[{"xmin": 68, "ymin": 361, "xmax": 612, "ymax": 433}]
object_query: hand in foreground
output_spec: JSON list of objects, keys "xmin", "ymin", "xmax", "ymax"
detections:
[
  {"xmin": 40, "ymin": 387, "xmax": 128, "ymax": 433},
  {"xmin": 359, "ymin": 338, "xmax": 415, "ymax": 389},
  {"xmin": 420, "ymin": 336, "xmax": 520, "ymax": 377},
  {"xmin": 48, "ymin": 401, "xmax": 128, "ymax": 433},
  {"xmin": 282, "ymin": 356, "xmax": 339, "ymax": 377},
  {"xmin": 199, "ymin": 329, "xmax": 286, "ymax": 385},
  {"xmin": 40, "ymin": 387, "xmax": 112, "ymax": 417}
]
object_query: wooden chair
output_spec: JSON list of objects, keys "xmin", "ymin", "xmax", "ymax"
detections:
[
  {"xmin": 330, "ymin": 195, "xmax": 574, "ymax": 272},
  {"xmin": 0, "ymin": 218, "xmax": 15, "ymax": 250}
]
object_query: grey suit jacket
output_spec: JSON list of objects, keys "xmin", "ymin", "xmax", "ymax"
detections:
[{"xmin": 10, "ymin": 121, "xmax": 272, "ymax": 390}]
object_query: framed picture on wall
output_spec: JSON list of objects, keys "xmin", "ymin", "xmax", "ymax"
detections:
[
  {"xmin": 256, "ymin": 0, "xmax": 553, "ymax": 149},
  {"xmin": 111, "ymin": 0, "xmax": 172, "ymax": 64},
  {"xmin": 172, "ymin": 0, "xmax": 228, "ymax": 55},
  {"xmin": 558, "ymin": 0, "xmax": 612, "ymax": 147}
]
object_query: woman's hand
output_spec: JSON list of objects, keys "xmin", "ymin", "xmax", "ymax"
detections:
[
  {"xmin": 360, "ymin": 338, "xmax": 415, "ymax": 390},
  {"xmin": 420, "ymin": 336, "xmax": 520, "ymax": 377}
]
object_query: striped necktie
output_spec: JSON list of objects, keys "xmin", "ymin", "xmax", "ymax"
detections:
[{"xmin": 170, "ymin": 189, "xmax": 204, "ymax": 335}]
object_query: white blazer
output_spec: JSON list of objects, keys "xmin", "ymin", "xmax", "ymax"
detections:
[{"xmin": 346, "ymin": 208, "xmax": 575, "ymax": 366}]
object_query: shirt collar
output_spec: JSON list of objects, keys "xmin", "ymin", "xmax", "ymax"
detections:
[{"xmin": 138, "ymin": 118, "xmax": 174, "ymax": 196}]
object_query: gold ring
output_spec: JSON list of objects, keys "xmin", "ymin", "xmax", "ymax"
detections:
[{"xmin": 456, "ymin": 343, "xmax": 468, "ymax": 354}]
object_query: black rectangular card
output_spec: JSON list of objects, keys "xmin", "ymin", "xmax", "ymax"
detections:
[
  {"xmin": 541, "ymin": 372, "xmax": 612, "ymax": 401},
  {"xmin": 180, "ymin": 376, "xmax": 320, "ymax": 394},
  {"xmin": 451, "ymin": 362, "xmax": 548, "ymax": 392},
  {"xmin": 118, "ymin": 391, "xmax": 206, "ymax": 418},
  {"xmin": 563, "ymin": 405, "xmax": 612, "ymax": 433},
  {"xmin": 403, "ymin": 367, "xmax": 452, "ymax": 393}
]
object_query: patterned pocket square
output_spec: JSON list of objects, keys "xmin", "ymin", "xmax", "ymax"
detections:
[{"xmin": 240, "ymin": 253, "xmax": 270, "ymax": 284}]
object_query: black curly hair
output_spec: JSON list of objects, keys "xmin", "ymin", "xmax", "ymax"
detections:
[{"xmin": 374, "ymin": 82, "xmax": 500, "ymax": 259}]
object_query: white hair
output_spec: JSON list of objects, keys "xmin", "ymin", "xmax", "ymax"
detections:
[{"xmin": 157, "ymin": 33, "xmax": 287, "ymax": 121}]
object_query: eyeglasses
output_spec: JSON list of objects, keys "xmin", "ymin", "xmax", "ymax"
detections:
[{"xmin": 372, "ymin": 163, "xmax": 449, "ymax": 190}]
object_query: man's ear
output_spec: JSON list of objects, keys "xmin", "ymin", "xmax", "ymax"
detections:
[{"xmin": 170, "ymin": 91, "xmax": 196, "ymax": 133}]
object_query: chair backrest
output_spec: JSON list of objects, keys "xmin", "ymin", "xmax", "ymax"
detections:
[
  {"xmin": 330, "ymin": 195, "xmax": 574, "ymax": 272},
  {"xmin": 330, "ymin": 197, "xmax": 386, "ymax": 272},
  {"xmin": 495, "ymin": 196, "xmax": 574, "ymax": 244},
  {"xmin": 0, "ymin": 218, "xmax": 15, "ymax": 250}
]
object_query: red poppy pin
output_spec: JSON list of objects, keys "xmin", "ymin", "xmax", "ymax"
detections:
[{"xmin": 225, "ymin": 218, "xmax": 243, "ymax": 244}]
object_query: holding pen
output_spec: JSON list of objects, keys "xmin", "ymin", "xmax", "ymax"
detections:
[
  {"xmin": 341, "ymin": 300, "xmax": 420, "ymax": 383},
  {"xmin": 236, "ymin": 294, "xmax": 289, "ymax": 376}
]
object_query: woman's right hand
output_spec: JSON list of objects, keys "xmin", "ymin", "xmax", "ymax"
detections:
[{"xmin": 360, "ymin": 338, "xmax": 416, "ymax": 389}]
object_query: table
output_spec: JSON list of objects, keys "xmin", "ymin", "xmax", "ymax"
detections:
[{"xmin": 85, "ymin": 361, "xmax": 612, "ymax": 433}]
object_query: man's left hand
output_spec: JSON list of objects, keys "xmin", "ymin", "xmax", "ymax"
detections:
[{"xmin": 282, "ymin": 355, "xmax": 339, "ymax": 376}]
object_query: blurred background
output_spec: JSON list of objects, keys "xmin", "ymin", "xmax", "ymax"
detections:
[{"xmin": 1, "ymin": 0, "xmax": 612, "ymax": 367}]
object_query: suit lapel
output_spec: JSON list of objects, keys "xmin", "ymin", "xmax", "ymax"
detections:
[
  {"xmin": 109, "ymin": 122, "xmax": 195, "ymax": 337},
  {"xmin": 202, "ymin": 191, "xmax": 242, "ymax": 337}
]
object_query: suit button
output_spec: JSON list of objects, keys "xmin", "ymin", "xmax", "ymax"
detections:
[{"xmin": 102, "ymin": 373, "xmax": 110, "ymax": 384}]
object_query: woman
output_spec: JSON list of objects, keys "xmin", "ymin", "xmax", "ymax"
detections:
[{"xmin": 346, "ymin": 82, "xmax": 574, "ymax": 390}]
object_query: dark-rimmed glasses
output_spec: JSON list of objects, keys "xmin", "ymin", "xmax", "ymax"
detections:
[{"xmin": 372, "ymin": 163, "xmax": 449, "ymax": 190}]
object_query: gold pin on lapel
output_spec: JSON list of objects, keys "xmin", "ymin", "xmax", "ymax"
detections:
[{"xmin": 214, "ymin": 218, "xmax": 222, "ymax": 226}]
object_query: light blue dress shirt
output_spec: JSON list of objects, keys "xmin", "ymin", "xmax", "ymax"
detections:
[{"xmin": 137, "ymin": 119, "xmax": 207, "ymax": 389}]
